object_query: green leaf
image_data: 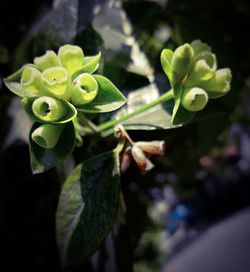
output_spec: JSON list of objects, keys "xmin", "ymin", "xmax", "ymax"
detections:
[
  {"xmin": 22, "ymin": 96, "xmax": 77, "ymax": 124},
  {"xmin": 171, "ymin": 84, "xmax": 195, "ymax": 126},
  {"xmin": 29, "ymin": 121, "xmax": 75, "ymax": 174},
  {"xmin": 160, "ymin": 49, "xmax": 174, "ymax": 83},
  {"xmin": 56, "ymin": 151, "xmax": 120, "ymax": 267},
  {"xmin": 72, "ymin": 52, "xmax": 101, "ymax": 80},
  {"xmin": 4, "ymin": 64, "xmax": 37, "ymax": 97},
  {"xmin": 76, "ymin": 75, "xmax": 127, "ymax": 113}
]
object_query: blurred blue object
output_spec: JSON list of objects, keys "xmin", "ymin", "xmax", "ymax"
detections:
[
  {"xmin": 172, "ymin": 204, "xmax": 191, "ymax": 221},
  {"xmin": 167, "ymin": 204, "xmax": 191, "ymax": 234}
]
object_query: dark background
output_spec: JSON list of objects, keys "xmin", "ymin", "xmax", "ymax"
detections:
[{"xmin": 1, "ymin": 0, "xmax": 250, "ymax": 271}]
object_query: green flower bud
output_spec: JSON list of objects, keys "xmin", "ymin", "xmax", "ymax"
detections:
[
  {"xmin": 34, "ymin": 50, "xmax": 60, "ymax": 71},
  {"xmin": 184, "ymin": 59, "xmax": 215, "ymax": 87},
  {"xmin": 171, "ymin": 43, "xmax": 194, "ymax": 83},
  {"xmin": 32, "ymin": 96, "xmax": 67, "ymax": 122},
  {"xmin": 201, "ymin": 68, "xmax": 232, "ymax": 99},
  {"xmin": 190, "ymin": 40, "xmax": 211, "ymax": 56},
  {"xmin": 58, "ymin": 44, "xmax": 84, "ymax": 76},
  {"xmin": 71, "ymin": 73, "xmax": 98, "ymax": 105},
  {"xmin": 21, "ymin": 66, "xmax": 43, "ymax": 95},
  {"xmin": 181, "ymin": 87, "xmax": 208, "ymax": 112},
  {"xmin": 196, "ymin": 51, "xmax": 217, "ymax": 70},
  {"xmin": 41, "ymin": 67, "xmax": 70, "ymax": 100},
  {"xmin": 31, "ymin": 123, "xmax": 63, "ymax": 149}
]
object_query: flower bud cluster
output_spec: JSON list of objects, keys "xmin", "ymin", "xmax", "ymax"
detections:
[
  {"xmin": 6, "ymin": 45, "xmax": 101, "ymax": 149},
  {"xmin": 161, "ymin": 40, "xmax": 232, "ymax": 113}
]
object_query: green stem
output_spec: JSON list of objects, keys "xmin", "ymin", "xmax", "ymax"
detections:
[{"xmin": 98, "ymin": 89, "xmax": 173, "ymax": 132}]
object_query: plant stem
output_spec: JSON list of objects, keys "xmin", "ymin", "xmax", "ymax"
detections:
[{"xmin": 98, "ymin": 89, "xmax": 173, "ymax": 132}]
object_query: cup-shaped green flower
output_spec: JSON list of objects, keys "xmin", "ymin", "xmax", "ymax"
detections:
[
  {"xmin": 21, "ymin": 66, "xmax": 44, "ymax": 95},
  {"xmin": 190, "ymin": 39, "xmax": 211, "ymax": 56},
  {"xmin": 184, "ymin": 59, "xmax": 215, "ymax": 87},
  {"xmin": 195, "ymin": 51, "xmax": 217, "ymax": 70},
  {"xmin": 41, "ymin": 67, "xmax": 70, "ymax": 100},
  {"xmin": 58, "ymin": 44, "xmax": 84, "ymax": 76},
  {"xmin": 171, "ymin": 43, "xmax": 194, "ymax": 83},
  {"xmin": 31, "ymin": 123, "xmax": 63, "ymax": 149},
  {"xmin": 184, "ymin": 43, "xmax": 217, "ymax": 87},
  {"xmin": 34, "ymin": 50, "xmax": 60, "ymax": 71},
  {"xmin": 200, "ymin": 68, "xmax": 232, "ymax": 99},
  {"xmin": 32, "ymin": 96, "xmax": 67, "ymax": 122},
  {"xmin": 71, "ymin": 73, "xmax": 98, "ymax": 105},
  {"xmin": 181, "ymin": 87, "xmax": 209, "ymax": 112}
]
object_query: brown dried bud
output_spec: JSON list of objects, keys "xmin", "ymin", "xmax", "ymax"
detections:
[
  {"xmin": 131, "ymin": 146, "xmax": 154, "ymax": 173},
  {"xmin": 134, "ymin": 141, "xmax": 166, "ymax": 155},
  {"xmin": 120, "ymin": 147, "xmax": 132, "ymax": 174}
]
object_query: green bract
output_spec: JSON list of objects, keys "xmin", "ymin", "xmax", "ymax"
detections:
[
  {"xmin": 4, "ymin": 44, "xmax": 126, "ymax": 162},
  {"xmin": 160, "ymin": 39, "xmax": 232, "ymax": 125}
]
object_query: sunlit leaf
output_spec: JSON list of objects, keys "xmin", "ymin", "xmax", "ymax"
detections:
[
  {"xmin": 4, "ymin": 64, "xmax": 36, "ymax": 97},
  {"xmin": 72, "ymin": 52, "xmax": 101, "ymax": 79},
  {"xmin": 160, "ymin": 49, "xmax": 174, "ymax": 83}
]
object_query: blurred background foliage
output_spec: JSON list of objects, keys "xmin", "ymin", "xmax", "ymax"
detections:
[{"xmin": 1, "ymin": 0, "xmax": 250, "ymax": 271}]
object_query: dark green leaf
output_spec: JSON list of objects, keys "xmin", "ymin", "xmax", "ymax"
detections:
[
  {"xmin": 72, "ymin": 52, "xmax": 101, "ymax": 79},
  {"xmin": 172, "ymin": 104, "xmax": 195, "ymax": 126},
  {"xmin": 29, "ymin": 121, "xmax": 75, "ymax": 174},
  {"xmin": 56, "ymin": 151, "xmax": 120, "ymax": 267},
  {"xmin": 4, "ymin": 64, "xmax": 36, "ymax": 97},
  {"xmin": 22, "ymin": 97, "xmax": 77, "ymax": 124},
  {"xmin": 76, "ymin": 75, "xmax": 126, "ymax": 113}
]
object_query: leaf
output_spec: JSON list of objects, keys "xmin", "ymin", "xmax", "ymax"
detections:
[
  {"xmin": 22, "ymin": 97, "xmax": 77, "ymax": 124},
  {"xmin": 72, "ymin": 52, "xmax": 101, "ymax": 79},
  {"xmin": 160, "ymin": 49, "xmax": 174, "ymax": 83},
  {"xmin": 4, "ymin": 64, "xmax": 36, "ymax": 97},
  {"xmin": 76, "ymin": 75, "xmax": 127, "ymax": 113},
  {"xmin": 171, "ymin": 84, "xmax": 195, "ymax": 126},
  {"xmin": 29, "ymin": 121, "xmax": 75, "ymax": 174},
  {"xmin": 56, "ymin": 151, "xmax": 121, "ymax": 267}
]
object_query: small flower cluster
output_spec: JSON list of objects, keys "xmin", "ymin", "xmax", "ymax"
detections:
[
  {"xmin": 23, "ymin": 44, "xmax": 100, "ymax": 104},
  {"xmin": 161, "ymin": 40, "xmax": 232, "ymax": 121},
  {"xmin": 115, "ymin": 125, "xmax": 165, "ymax": 173},
  {"xmin": 5, "ymin": 45, "xmax": 102, "ymax": 149}
]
